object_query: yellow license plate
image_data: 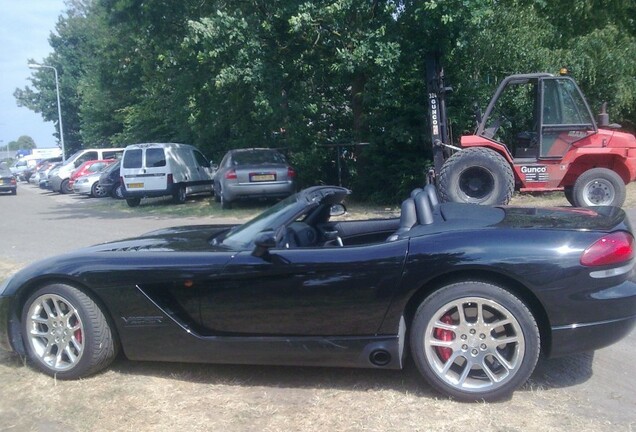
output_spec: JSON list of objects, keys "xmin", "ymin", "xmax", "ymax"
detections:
[
  {"xmin": 127, "ymin": 182, "xmax": 144, "ymax": 189},
  {"xmin": 251, "ymin": 174, "xmax": 275, "ymax": 182}
]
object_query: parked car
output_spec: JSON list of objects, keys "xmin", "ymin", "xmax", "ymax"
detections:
[
  {"xmin": 73, "ymin": 170, "xmax": 111, "ymax": 198},
  {"xmin": 49, "ymin": 148, "xmax": 123, "ymax": 194},
  {"xmin": 68, "ymin": 159, "xmax": 114, "ymax": 190},
  {"xmin": 1, "ymin": 185, "xmax": 634, "ymax": 401},
  {"xmin": 9, "ymin": 159, "xmax": 30, "ymax": 181},
  {"xmin": 0, "ymin": 166, "xmax": 17, "ymax": 195},
  {"xmin": 214, "ymin": 148, "xmax": 296, "ymax": 209},
  {"xmin": 30, "ymin": 161, "xmax": 57, "ymax": 187},
  {"xmin": 120, "ymin": 143, "xmax": 214, "ymax": 207},
  {"xmin": 24, "ymin": 157, "xmax": 62, "ymax": 183},
  {"xmin": 98, "ymin": 160, "xmax": 123, "ymax": 199},
  {"xmin": 43, "ymin": 163, "xmax": 63, "ymax": 190}
]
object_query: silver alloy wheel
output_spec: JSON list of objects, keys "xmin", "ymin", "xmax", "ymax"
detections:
[
  {"xmin": 92, "ymin": 182, "xmax": 107, "ymax": 198},
  {"xmin": 423, "ymin": 296, "xmax": 525, "ymax": 393},
  {"xmin": 25, "ymin": 293, "xmax": 85, "ymax": 372},
  {"xmin": 582, "ymin": 178, "xmax": 615, "ymax": 206}
]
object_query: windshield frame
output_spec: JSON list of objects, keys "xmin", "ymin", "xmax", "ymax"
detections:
[
  {"xmin": 220, "ymin": 193, "xmax": 307, "ymax": 250},
  {"xmin": 217, "ymin": 186, "xmax": 351, "ymax": 251}
]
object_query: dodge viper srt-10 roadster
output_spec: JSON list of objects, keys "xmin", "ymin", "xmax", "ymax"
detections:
[{"xmin": 1, "ymin": 185, "xmax": 635, "ymax": 401}]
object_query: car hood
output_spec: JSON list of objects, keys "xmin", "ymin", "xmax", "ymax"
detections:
[{"xmin": 84, "ymin": 225, "xmax": 237, "ymax": 253}]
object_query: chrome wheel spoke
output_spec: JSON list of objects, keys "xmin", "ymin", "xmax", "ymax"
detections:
[
  {"xmin": 42, "ymin": 300, "xmax": 56, "ymax": 318},
  {"xmin": 481, "ymin": 359, "xmax": 501, "ymax": 383},
  {"xmin": 493, "ymin": 335, "xmax": 519, "ymax": 346},
  {"xmin": 457, "ymin": 360, "xmax": 473, "ymax": 386},
  {"xmin": 493, "ymin": 350, "xmax": 515, "ymax": 371}
]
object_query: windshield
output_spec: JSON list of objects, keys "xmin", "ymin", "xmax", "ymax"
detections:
[{"xmin": 221, "ymin": 193, "xmax": 300, "ymax": 250}]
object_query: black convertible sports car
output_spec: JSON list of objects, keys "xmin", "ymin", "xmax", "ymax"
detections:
[{"xmin": 1, "ymin": 185, "xmax": 635, "ymax": 401}]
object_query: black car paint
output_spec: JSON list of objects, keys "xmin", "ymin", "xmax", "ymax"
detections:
[{"xmin": 1, "ymin": 187, "xmax": 635, "ymax": 373}]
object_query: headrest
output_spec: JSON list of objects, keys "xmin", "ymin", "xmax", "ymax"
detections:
[
  {"xmin": 424, "ymin": 184, "xmax": 440, "ymax": 208},
  {"xmin": 414, "ymin": 191, "xmax": 434, "ymax": 225}
]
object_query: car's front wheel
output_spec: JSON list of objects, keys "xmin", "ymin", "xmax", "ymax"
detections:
[
  {"xmin": 410, "ymin": 281, "xmax": 540, "ymax": 401},
  {"xmin": 60, "ymin": 179, "xmax": 73, "ymax": 194},
  {"xmin": 21, "ymin": 284, "xmax": 118, "ymax": 379}
]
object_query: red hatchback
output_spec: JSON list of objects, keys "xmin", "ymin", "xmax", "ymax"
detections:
[{"xmin": 68, "ymin": 159, "xmax": 115, "ymax": 189}]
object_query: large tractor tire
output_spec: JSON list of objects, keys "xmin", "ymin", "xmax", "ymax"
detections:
[
  {"xmin": 572, "ymin": 168, "xmax": 626, "ymax": 207},
  {"xmin": 438, "ymin": 147, "xmax": 515, "ymax": 205}
]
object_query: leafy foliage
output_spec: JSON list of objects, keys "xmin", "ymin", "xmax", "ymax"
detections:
[{"xmin": 15, "ymin": 0, "xmax": 636, "ymax": 202}]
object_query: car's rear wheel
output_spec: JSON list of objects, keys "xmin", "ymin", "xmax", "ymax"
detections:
[
  {"xmin": 111, "ymin": 183, "xmax": 124, "ymax": 199},
  {"xmin": 213, "ymin": 183, "xmax": 221, "ymax": 203},
  {"xmin": 126, "ymin": 197, "xmax": 141, "ymax": 207},
  {"xmin": 220, "ymin": 186, "xmax": 232, "ymax": 209},
  {"xmin": 21, "ymin": 284, "xmax": 118, "ymax": 379},
  {"xmin": 410, "ymin": 281, "xmax": 540, "ymax": 401},
  {"xmin": 173, "ymin": 185, "xmax": 186, "ymax": 204}
]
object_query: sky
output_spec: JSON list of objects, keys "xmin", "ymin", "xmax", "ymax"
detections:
[{"xmin": 0, "ymin": 0, "xmax": 67, "ymax": 150}]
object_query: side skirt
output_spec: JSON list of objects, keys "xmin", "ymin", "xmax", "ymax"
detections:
[{"xmin": 121, "ymin": 326, "xmax": 404, "ymax": 370}]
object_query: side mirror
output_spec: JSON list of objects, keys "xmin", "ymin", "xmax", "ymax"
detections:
[
  {"xmin": 252, "ymin": 231, "xmax": 277, "ymax": 257},
  {"xmin": 330, "ymin": 204, "xmax": 347, "ymax": 217}
]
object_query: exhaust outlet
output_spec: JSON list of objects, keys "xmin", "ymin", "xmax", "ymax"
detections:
[{"xmin": 369, "ymin": 349, "xmax": 392, "ymax": 367}]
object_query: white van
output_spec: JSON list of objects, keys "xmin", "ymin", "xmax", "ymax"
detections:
[
  {"xmin": 50, "ymin": 148, "xmax": 124, "ymax": 194},
  {"xmin": 120, "ymin": 143, "xmax": 215, "ymax": 207}
]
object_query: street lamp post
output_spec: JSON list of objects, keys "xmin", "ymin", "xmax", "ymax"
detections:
[{"xmin": 28, "ymin": 63, "xmax": 65, "ymax": 163}]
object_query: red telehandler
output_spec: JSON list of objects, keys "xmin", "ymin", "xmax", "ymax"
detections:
[{"xmin": 426, "ymin": 55, "xmax": 636, "ymax": 207}]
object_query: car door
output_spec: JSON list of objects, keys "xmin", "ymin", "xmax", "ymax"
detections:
[{"xmin": 198, "ymin": 240, "xmax": 409, "ymax": 336}]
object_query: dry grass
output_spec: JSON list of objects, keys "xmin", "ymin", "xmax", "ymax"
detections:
[{"xmin": 0, "ymin": 349, "xmax": 622, "ymax": 432}]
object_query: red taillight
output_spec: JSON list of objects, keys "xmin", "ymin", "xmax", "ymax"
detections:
[
  {"xmin": 581, "ymin": 232, "xmax": 634, "ymax": 266},
  {"xmin": 11, "ymin": 178, "xmax": 17, "ymax": 186},
  {"xmin": 287, "ymin": 167, "xmax": 296, "ymax": 179},
  {"xmin": 167, "ymin": 173, "xmax": 173, "ymax": 185},
  {"xmin": 225, "ymin": 169, "xmax": 237, "ymax": 180}
]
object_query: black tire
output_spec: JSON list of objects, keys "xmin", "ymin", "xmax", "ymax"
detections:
[
  {"xmin": 21, "ymin": 283, "xmax": 118, "ymax": 379},
  {"xmin": 221, "ymin": 192, "xmax": 233, "ymax": 209},
  {"xmin": 573, "ymin": 168, "xmax": 626, "ymax": 207},
  {"xmin": 12, "ymin": 189, "xmax": 17, "ymax": 195},
  {"xmin": 564, "ymin": 187, "xmax": 576, "ymax": 206},
  {"xmin": 173, "ymin": 185, "xmax": 187, "ymax": 204},
  {"xmin": 213, "ymin": 183, "xmax": 221, "ymax": 203},
  {"xmin": 410, "ymin": 281, "xmax": 540, "ymax": 401},
  {"xmin": 60, "ymin": 178, "xmax": 73, "ymax": 195},
  {"xmin": 111, "ymin": 183, "xmax": 124, "ymax": 199},
  {"xmin": 438, "ymin": 147, "xmax": 514, "ymax": 205},
  {"xmin": 219, "ymin": 185, "xmax": 232, "ymax": 209},
  {"xmin": 126, "ymin": 197, "xmax": 141, "ymax": 207}
]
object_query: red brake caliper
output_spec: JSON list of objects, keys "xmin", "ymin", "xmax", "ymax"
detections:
[{"xmin": 434, "ymin": 313, "xmax": 454, "ymax": 362}]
